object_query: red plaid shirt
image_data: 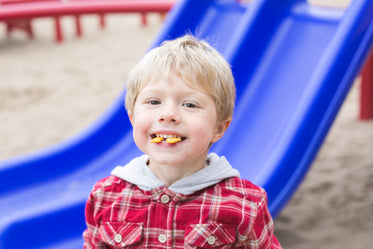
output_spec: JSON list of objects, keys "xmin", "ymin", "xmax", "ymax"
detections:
[{"xmin": 83, "ymin": 175, "xmax": 282, "ymax": 248}]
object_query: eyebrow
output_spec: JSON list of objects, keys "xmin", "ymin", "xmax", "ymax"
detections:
[{"xmin": 140, "ymin": 86, "xmax": 206, "ymax": 98}]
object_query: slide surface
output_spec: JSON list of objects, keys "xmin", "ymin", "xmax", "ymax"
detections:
[{"xmin": 1, "ymin": 0, "xmax": 373, "ymax": 248}]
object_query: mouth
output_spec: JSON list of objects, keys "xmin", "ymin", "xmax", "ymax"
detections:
[{"xmin": 150, "ymin": 134, "xmax": 186, "ymax": 144}]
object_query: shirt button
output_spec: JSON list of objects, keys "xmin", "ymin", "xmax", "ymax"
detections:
[
  {"xmin": 160, "ymin": 194, "xmax": 170, "ymax": 204},
  {"xmin": 158, "ymin": 234, "xmax": 167, "ymax": 243},
  {"xmin": 114, "ymin": 234, "xmax": 122, "ymax": 243},
  {"xmin": 207, "ymin": 235, "xmax": 216, "ymax": 245}
]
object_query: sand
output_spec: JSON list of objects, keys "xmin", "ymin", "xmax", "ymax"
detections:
[
  {"xmin": 0, "ymin": 14, "xmax": 160, "ymax": 158},
  {"xmin": 275, "ymin": 81, "xmax": 373, "ymax": 248},
  {"xmin": 1, "ymin": 6, "xmax": 373, "ymax": 249}
]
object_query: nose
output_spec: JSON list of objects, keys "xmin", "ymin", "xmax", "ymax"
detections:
[{"xmin": 158, "ymin": 103, "xmax": 180, "ymax": 123}]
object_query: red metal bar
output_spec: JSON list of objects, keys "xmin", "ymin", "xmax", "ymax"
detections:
[
  {"xmin": 360, "ymin": 50, "xmax": 373, "ymax": 120},
  {"xmin": 0, "ymin": 0, "xmax": 174, "ymax": 20},
  {"xmin": 0, "ymin": 0, "xmax": 54, "ymax": 4},
  {"xmin": 74, "ymin": 14, "xmax": 82, "ymax": 37},
  {"xmin": 99, "ymin": 13, "xmax": 105, "ymax": 29},
  {"xmin": 141, "ymin": 12, "xmax": 147, "ymax": 26},
  {"xmin": 4, "ymin": 18, "xmax": 34, "ymax": 38},
  {"xmin": 54, "ymin": 16, "xmax": 63, "ymax": 42}
]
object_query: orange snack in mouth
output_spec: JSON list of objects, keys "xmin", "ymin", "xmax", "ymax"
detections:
[
  {"xmin": 150, "ymin": 135, "xmax": 182, "ymax": 144},
  {"xmin": 150, "ymin": 137, "xmax": 164, "ymax": 143},
  {"xmin": 166, "ymin": 137, "xmax": 182, "ymax": 144}
]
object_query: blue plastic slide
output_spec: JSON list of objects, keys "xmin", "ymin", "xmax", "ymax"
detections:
[{"xmin": 1, "ymin": 0, "xmax": 373, "ymax": 248}]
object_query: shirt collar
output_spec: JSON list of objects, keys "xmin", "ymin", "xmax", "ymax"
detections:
[{"xmin": 111, "ymin": 153, "xmax": 240, "ymax": 195}]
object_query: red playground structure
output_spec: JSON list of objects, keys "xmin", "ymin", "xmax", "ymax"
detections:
[
  {"xmin": 0, "ymin": 0, "xmax": 174, "ymax": 42},
  {"xmin": 360, "ymin": 51, "xmax": 373, "ymax": 120}
]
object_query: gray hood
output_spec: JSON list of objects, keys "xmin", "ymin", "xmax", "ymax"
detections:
[{"xmin": 111, "ymin": 153, "xmax": 240, "ymax": 195}]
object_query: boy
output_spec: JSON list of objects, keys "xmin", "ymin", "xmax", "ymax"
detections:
[{"xmin": 83, "ymin": 35, "xmax": 282, "ymax": 248}]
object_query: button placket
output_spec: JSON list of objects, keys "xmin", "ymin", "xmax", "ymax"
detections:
[{"xmin": 160, "ymin": 194, "xmax": 170, "ymax": 204}]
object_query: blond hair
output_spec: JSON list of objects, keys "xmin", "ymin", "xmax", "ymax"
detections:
[{"xmin": 125, "ymin": 35, "xmax": 236, "ymax": 123}]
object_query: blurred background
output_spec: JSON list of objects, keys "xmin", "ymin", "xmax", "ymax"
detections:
[{"xmin": 1, "ymin": 0, "xmax": 372, "ymax": 248}]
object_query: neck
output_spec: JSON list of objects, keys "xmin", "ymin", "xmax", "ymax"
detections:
[{"xmin": 147, "ymin": 159, "xmax": 207, "ymax": 186}]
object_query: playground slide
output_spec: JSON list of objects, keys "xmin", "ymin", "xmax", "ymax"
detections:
[{"xmin": 1, "ymin": 0, "xmax": 373, "ymax": 248}]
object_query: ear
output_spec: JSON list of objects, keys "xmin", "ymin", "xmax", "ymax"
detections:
[
  {"xmin": 211, "ymin": 118, "xmax": 232, "ymax": 143},
  {"xmin": 128, "ymin": 112, "xmax": 134, "ymax": 126}
]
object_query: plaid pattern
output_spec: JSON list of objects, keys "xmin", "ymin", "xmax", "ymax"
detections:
[{"xmin": 83, "ymin": 175, "xmax": 282, "ymax": 248}]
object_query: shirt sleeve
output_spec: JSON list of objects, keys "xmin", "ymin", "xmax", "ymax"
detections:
[
  {"xmin": 236, "ymin": 186, "xmax": 282, "ymax": 249},
  {"xmin": 83, "ymin": 190, "xmax": 98, "ymax": 249},
  {"xmin": 83, "ymin": 179, "xmax": 107, "ymax": 249},
  {"xmin": 247, "ymin": 193, "xmax": 282, "ymax": 249}
]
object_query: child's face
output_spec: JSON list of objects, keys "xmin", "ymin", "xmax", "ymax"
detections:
[{"xmin": 129, "ymin": 75, "xmax": 230, "ymax": 171}]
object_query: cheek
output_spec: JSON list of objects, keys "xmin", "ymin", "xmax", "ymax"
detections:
[
  {"xmin": 189, "ymin": 119, "xmax": 216, "ymax": 144},
  {"xmin": 132, "ymin": 115, "xmax": 151, "ymax": 141}
]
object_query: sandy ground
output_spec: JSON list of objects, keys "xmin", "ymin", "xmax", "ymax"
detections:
[{"xmin": 1, "ymin": 4, "xmax": 372, "ymax": 248}]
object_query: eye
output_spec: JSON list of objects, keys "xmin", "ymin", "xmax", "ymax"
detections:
[
  {"xmin": 182, "ymin": 102, "xmax": 198, "ymax": 108},
  {"xmin": 146, "ymin": 99, "xmax": 161, "ymax": 105}
]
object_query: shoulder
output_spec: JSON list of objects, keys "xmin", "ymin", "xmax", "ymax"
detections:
[
  {"xmin": 218, "ymin": 177, "xmax": 267, "ymax": 202},
  {"xmin": 89, "ymin": 175, "xmax": 133, "ymax": 199},
  {"xmin": 86, "ymin": 176, "xmax": 138, "ymax": 217},
  {"xmin": 215, "ymin": 177, "xmax": 270, "ymax": 218},
  {"xmin": 92, "ymin": 175, "xmax": 122, "ymax": 190}
]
